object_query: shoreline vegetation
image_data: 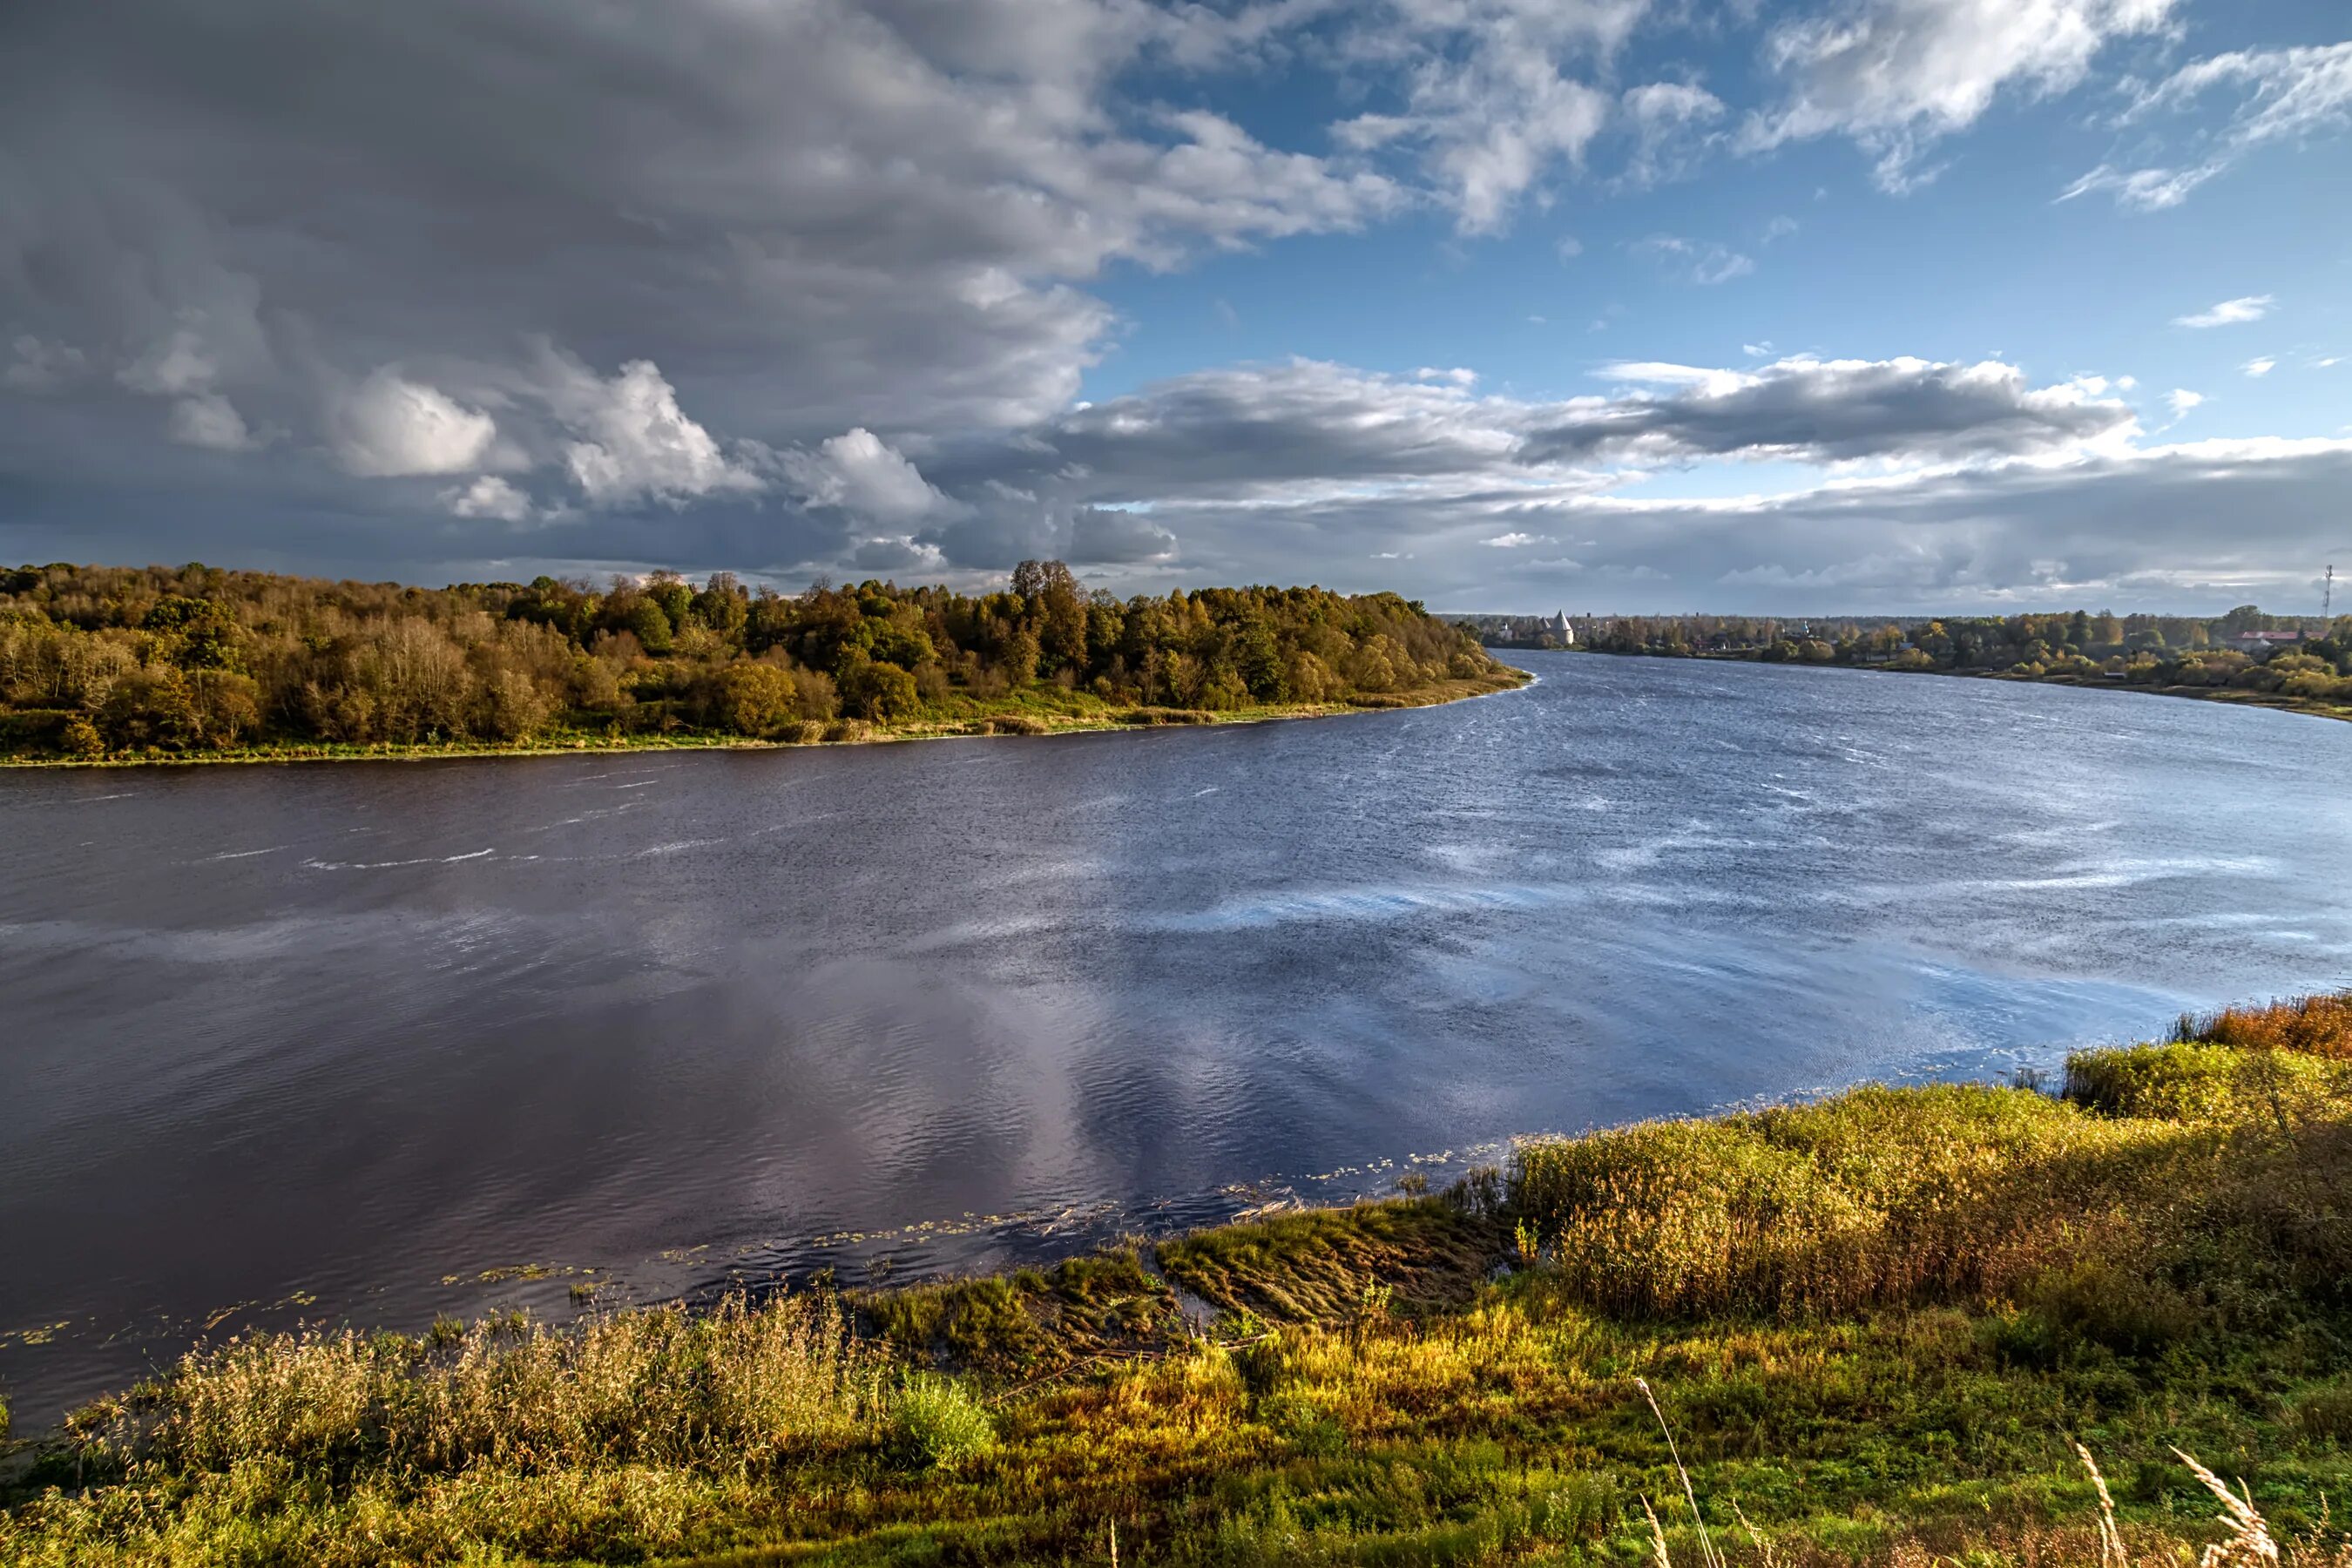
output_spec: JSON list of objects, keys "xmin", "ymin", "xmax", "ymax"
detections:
[
  {"xmin": 1474, "ymin": 607, "xmax": 2352, "ymax": 726},
  {"xmin": 7, "ymin": 993, "xmax": 2352, "ymax": 1565},
  {"xmin": 0, "ymin": 562, "xmax": 1525, "ymax": 768}
]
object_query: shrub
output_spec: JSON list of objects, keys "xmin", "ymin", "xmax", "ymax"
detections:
[
  {"xmin": 2296, "ymin": 1384, "xmax": 2352, "ymax": 1447},
  {"xmin": 892, "ymin": 1371, "xmax": 993, "ymax": 1470}
]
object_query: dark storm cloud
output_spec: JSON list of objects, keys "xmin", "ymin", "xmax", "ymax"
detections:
[
  {"xmin": 1523, "ymin": 358, "xmax": 2136, "ymax": 463},
  {"xmin": 0, "ymin": 0, "xmax": 1396, "ymax": 575}
]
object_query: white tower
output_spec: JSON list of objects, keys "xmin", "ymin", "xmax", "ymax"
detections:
[{"xmin": 1553, "ymin": 609, "xmax": 1574, "ymax": 645}]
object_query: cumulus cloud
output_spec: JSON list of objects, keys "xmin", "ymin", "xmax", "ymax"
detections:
[
  {"xmin": 1746, "ymin": 0, "xmax": 2176, "ymax": 190},
  {"xmin": 2242, "ymin": 356, "xmax": 2276, "ymax": 378},
  {"xmin": 2166, "ymin": 389, "xmax": 2204, "ymax": 418},
  {"xmin": 849, "ymin": 535, "xmax": 949, "ymax": 574},
  {"xmin": 1333, "ymin": 0, "xmax": 1642, "ymax": 233},
  {"xmin": 163, "ymin": 391, "xmax": 260, "ymax": 452},
  {"xmin": 333, "ymin": 370, "xmax": 500, "ymax": 477},
  {"xmin": 785, "ymin": 429, "xmax": 958, "ymax": 525},
  {"xmin": 536, "ymin": 356, "xmax": 764, "ymax": 507},
  {"xmin": 2173, "ymin": 295, "xmax": 2274, "ymax": 328},
  {"xmin": 442, "ymin": 475, "xmax": 534, "ymax": 523}
]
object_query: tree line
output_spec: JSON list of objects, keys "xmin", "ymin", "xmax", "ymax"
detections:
[
  {"xmin": 0, "ymin": 560, "xmax": 1510, "ymax": 757},
  {"xmin": 1568, "ymin": 607, "xmax": 2352, "ymax": 704}
]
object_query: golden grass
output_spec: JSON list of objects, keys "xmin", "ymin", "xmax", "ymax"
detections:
[
  {"xmin": 10, "ymin": 993, "xmax": 2352, "ymax": 1565},
  {"xmin": 71, "ymin": 1292, "xmax": 880, "ymax": 1481},
  {"xmin": 1508, "ymin": 1084, "xmax": 2203, "ymax": 1320},
  {"xmin": 2176, "ymin": 990, "xmax": 2352, "ymax": 1059}
]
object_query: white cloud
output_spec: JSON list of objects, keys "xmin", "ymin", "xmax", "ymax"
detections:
[
  {"xmin": 1629, "ymin": 234, "xmax": 1754, "ymax": 285},
  {"xmin": 2056, "ymin": 162, "xmax": 2221, "ymax": 211},
  {"xmin": 1620, "ymin": 80, "xmax": 1725, "ymax": 185},
  {"xmin": 1334, "ymin": 1, "xmax": 1632, "ymax": 233},
  {"xmin": 333, "ymin": 369, "xmax": 499, "ymax": 477},
  {"xmin": 1555, "ymin": 235, "xmax": 1585, "ymax": 260},
  {"xmin": 164, "ymin": 390, "xmax": 259, "ymax": 451},
  {"xmin": 442, "ymin": 475, "xmax": 534, "ymax": 523},
  {"xmin": 2166, "ymin": 389, "xmax": 2203, "ymax": 417},
  {"xmin": 1747, "ymin": 0, "xmax": 2177, "ymax": 191},
  {"xmin": 2242, "ymin": 356, "xmax": 2276, "ymax": 378},
  {"xmin": 1416, "ymin": 367, "xmax": 1479, "ymax": 387},
  {"xmin": 537, "ymin": 355, "xmax": 764, "ymax": 506},
  {"xmin": 2070, "ymin": 42, "xmax": 2352, "ymax": 208},
  {"xmin": 1484, "ymin": 531, "xmax": 1553, "ymax": 546},
  {"xmin": 785, "ymin": 428, "xmax": 956, "ymax": 524},
  {"xmin": 2172, "ymin": 294, "xmax": 2273, "ymax": 329},
  {"xmin": 848, "ymin": 534, "xmax": 949, "ymax": 574}
]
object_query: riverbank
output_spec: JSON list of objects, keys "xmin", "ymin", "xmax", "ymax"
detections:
[
  {"xmin": 1572, "ymin": 646, "xmax": 2352, "ymax": 726},
  {"xmin": 0, "ymin": 669, "xmax": 1531, "ymax": 769},
  {"xmin": 7, "ymin": 993, "xmax": 2349, "ymax": 1565}
]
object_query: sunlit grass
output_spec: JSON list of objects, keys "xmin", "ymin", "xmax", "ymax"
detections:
[{"xmin": 8, "ymin": 992, "xmax": 2352, "ymax": 1564}]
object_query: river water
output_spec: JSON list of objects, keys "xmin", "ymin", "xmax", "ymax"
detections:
[{"xmin": 5, "ymin": 652, "xmax": 2351, "ymax": 1424}]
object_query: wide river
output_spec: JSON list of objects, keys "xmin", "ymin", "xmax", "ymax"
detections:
[{"xmin": 6, "ymin": 652, "xmax": 2352, "ymax": 1423}]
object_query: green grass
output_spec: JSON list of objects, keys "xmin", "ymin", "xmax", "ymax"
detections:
[{"xmin": 8, "ymin": 992, "xmax": 2352, "ymax": 1565}]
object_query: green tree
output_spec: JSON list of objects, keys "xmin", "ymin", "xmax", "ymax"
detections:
[
  {"xmin": 715, "ymin": 662, "xmax": 799, "ymax": 736},
  {"xmin": 836, "ymin": 649, "xmax": 919, "ymax": 721},
  {"xmin": 625, "ymin": 598, "xmax": 675, "ymax": 656}
]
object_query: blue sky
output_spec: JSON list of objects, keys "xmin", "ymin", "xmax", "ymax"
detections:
[{"xmin": 2, "ymin": 0, "xmax": 2349, "ymax": 612}]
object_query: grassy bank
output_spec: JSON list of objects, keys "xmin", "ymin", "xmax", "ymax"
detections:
[
  {"xmin": 6, "ymin": 995, "xmax": 2352, "ymax": 1565},
  {"xmin": 0, "ymin": 670, "xmax": 1530, "ymax": 770}
]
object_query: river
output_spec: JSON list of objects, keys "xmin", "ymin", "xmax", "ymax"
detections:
[{"xmin": 5, "ymin": 652, "xmax": 2350, "ymax": 1425}]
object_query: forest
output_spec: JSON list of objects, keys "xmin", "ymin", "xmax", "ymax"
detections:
[
  {"xmin": 1572, "ymin": 606, "xmax": 2352, "ymax": 706},
  {"xmin": 0, "ymin": 561, "xmax": 1517, "ymax": 760}
]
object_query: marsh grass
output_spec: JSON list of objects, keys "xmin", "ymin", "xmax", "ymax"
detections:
[
  {"xmin": 2177, "ymin": 992, "xmax": 2352, "ymax": 1058},
  {"xmin": 10, "ymin": 998, "xmax": 2352, "ymax": 1565}
]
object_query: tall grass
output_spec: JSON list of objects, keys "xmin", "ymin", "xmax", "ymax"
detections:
[
  {"xmin": 77, "ymin": 1292, "xmax": 882, "ymax": 1480},
  {"xmin": 2173, "ymin": 990, "xmax": 2352, "ymax": 1058},
  {"xmin": 1507, "ymin": 1084, "xmax": 2199, "ymax": 1319}
]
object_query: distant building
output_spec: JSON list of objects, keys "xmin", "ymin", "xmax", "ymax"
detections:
[
  {"xmin": 2229, "ymin": 630, "xmax": 2304, "ymax": 658},
  {"xmin": 1553, "ymin": 610, "xmax": 1574, "ymax": 646}
]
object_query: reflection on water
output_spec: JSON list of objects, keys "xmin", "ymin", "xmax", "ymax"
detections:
[{"xmin": 5, "ymin": 652, "xmax": 2352, "ymax": 1423}]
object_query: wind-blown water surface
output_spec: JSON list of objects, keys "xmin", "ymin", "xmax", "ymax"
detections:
[{"xmin": 5, "ymin": 652, "xmax": 2350, "ymax": 1423}]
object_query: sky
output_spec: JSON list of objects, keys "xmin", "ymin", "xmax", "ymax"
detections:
[{"xmin": 2, "ymin": 0, "xmax": 2349, "ymax": 614}]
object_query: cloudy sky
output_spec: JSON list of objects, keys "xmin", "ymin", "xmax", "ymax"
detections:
[{"xmin": 3, "ymin": 0, "xmax": 2348, "ymax": 612}]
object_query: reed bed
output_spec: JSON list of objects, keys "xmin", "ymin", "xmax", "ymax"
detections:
[
  {"xmin": 2175, "ymin": 990, "xmax": 2352, "ymax": 1058},
  {"xmin": 73, "ymin": 1292, "xmax": 882, "ymax": 1481}
]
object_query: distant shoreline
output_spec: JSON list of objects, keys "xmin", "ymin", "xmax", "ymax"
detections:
[
  {"xmin": 0, "ymin": 669, "xmax": 1531, "ymax": 770},
  {"xmin": 1562, "ymin": 645, "xmax": 2352, "ymax": 724}
]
